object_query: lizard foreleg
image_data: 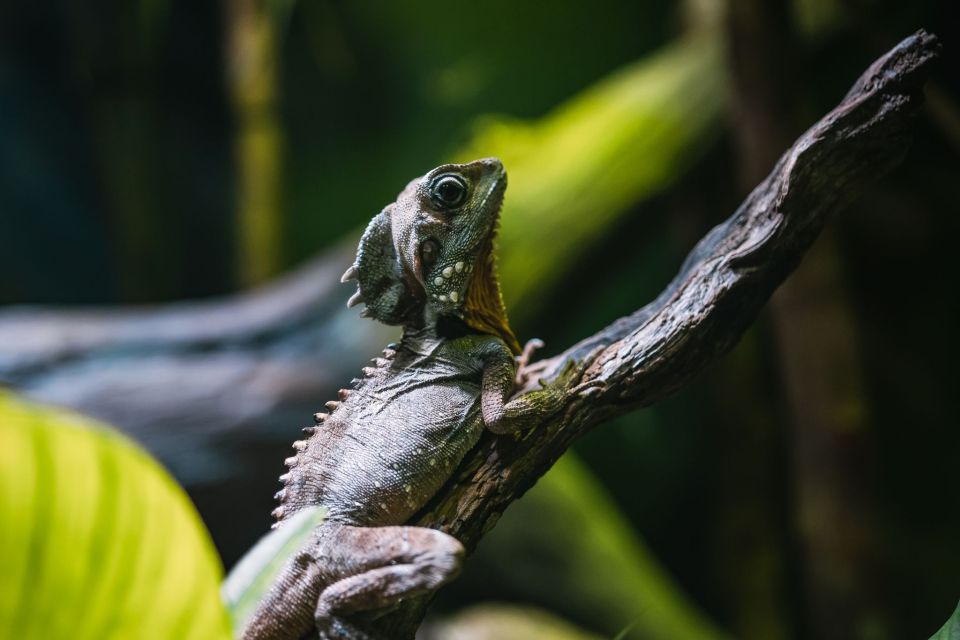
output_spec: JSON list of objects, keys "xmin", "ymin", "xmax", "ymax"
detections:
[{"xmin": 481, "ymin": 345, "xmax": 601, "ymax": 435}]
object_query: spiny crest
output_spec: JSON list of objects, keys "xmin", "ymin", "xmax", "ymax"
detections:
[{"xmin": 271, "ymin": 342, "xmax": 399, "ymax": 528}]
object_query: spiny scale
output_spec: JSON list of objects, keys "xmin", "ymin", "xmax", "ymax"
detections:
[
  {"xmin": 347, "ymin": 289, "xmax": 363, "ymax": 308},
  {"xmin": 340, "ymin": 264, "xmax": 358, "ymax": 283}
]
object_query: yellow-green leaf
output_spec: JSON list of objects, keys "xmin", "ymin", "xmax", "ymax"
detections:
[{"xmin": 0, "ymin": 390, "xmax": 232, "ymax": 640}]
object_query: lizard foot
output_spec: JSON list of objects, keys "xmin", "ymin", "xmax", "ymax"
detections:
[
  {"xmin": 315, "ymin": 615, "xmax": 377, "ymax": 640},
  {"xmin": 539, "ymin": 345, "xmax": 606, "ymax": 399},
  {"xmin": 314, "ymin": 525, "xmax": 465, "ymax": 639}
]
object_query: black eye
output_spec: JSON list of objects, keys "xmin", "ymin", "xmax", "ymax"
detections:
[
  {"xmin": 430, "ymin": 175, "xmax": 468, "ymax": 209},
  {"xmin": 420, "ymin": 239, "xmax": 440, "ymax": 269}
]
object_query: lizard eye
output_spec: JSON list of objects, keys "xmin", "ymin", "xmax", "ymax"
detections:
[
  {"xmin": 420, "ymin": 239, "xmax": 440, "ymax": 271},
  {"xmin": 429, "ymin": 174, "xmax": 468, "ymax": 210}
]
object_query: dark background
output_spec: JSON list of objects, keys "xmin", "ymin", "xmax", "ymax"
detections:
[{"xmin": 1, "ymin": 1, "xmax": 958, "ymax": 638}]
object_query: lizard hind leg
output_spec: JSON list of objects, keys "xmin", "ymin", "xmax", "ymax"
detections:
[{"xmin": 314, "ymin": 525, "xmax": 465, "ymax": 639}]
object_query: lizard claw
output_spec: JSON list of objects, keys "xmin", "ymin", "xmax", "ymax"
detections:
[
  {"xmin": 517, "ymin": 338, "xmax": 545, "ymax": 368},
  {"xmin": 545, "ymin": 345, "xmax": 606, "ymax": 396},
  {"xmin": 515, "ymin": 338, "xmax": 546, "ymax": 387},
  {"xmin": 571, "ymin": 379, "xmax": 605, "ymax": 396}
]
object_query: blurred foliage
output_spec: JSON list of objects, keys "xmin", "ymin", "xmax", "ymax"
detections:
[
  {"xmin": 0, "ymin": 391, "xmax": 231, "ymax": 639},
  {"xmin": 279, "ymin": 0, "xmax": 681, "ymax": 264},
  {"xmin": 225, "ymin": 0, "xmax": 298, "ymax": 285},
  {"xmin": 446, "ymin": 454, "xmax": 730, "ymax": 640},
  {"xmin": 428, "ymin": 603, "xmax": 605, "ymax": 640},
  {"xmin": 0, "ymin": 0, "xmax": 679, "ymax": 303}
]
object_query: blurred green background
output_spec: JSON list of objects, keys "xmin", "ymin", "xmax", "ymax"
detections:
[{"xmin": 1, "ymin": 0, "xmax": 958, "ymax": 638}]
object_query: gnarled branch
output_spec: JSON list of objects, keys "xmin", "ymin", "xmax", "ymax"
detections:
[{"xmin": 382, "ymin": 29, "xmax": 940, "ymax": 637}]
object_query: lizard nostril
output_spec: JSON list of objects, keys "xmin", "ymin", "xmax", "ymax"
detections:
[{"xmin": 480, "ymin": 157, "xmax": 501, "ymax": 168}]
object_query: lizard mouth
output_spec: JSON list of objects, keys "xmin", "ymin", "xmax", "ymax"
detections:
[{"xmin": 477, "ymin": 172, "xmax": 506, "ymax": 220}]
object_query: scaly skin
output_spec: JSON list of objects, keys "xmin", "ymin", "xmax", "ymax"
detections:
[{"xmin": 242, "ymin": 158, "xmax": 597, "ymax": 640}]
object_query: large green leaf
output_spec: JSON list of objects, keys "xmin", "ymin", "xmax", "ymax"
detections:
[
  {"xmin": 931, "ymin": 601, "xmax": 960, "ymax": 640},
  {"xmin": 0, "ymin": 391, "xmax": 231, "ymax": 640}
]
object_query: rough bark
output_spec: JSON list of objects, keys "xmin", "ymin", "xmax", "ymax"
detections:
[{"xmin": 373, "ymin": 30, "xmax": 940, "ymax": 636}]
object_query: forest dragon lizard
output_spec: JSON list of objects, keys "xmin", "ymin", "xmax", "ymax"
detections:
[{"xmin": 243, "ymin": 158, "xmax": 599, "ymax": 639}]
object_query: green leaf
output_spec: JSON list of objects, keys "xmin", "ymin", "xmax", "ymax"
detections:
[
  {"xmin": 931, "ymin": 601, "xmax": 960, "ymax": 640},
  {"xmin": 223, "ymin": 505, "xmax": 326, "ymax": 635},
  {"xmin": 0, "ymin": 390, "xmax": 231, "ymax": 640}
]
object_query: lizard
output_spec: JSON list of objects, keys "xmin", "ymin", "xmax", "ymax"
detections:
[{"xmin": 241, "ymin": 157, "xmax": 599, "ymax": 640}]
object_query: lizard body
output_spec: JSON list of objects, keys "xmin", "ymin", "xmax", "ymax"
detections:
[
  {"xmin": 277, "ymin": 331, "xmax": 507, "ymax": 527},
  {"xmin": 244, "ymin": 158, "xmax": 595, "ymax": 640}
]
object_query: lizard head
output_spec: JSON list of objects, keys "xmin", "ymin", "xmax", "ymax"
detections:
[{"xmin": 344, "ymin": 157, "xmax": 520, "ymax": 354}]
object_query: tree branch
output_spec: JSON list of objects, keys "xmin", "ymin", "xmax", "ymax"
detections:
[{"xmin": 381, "ymin": 29, "xmax": 940, "ymax": 637}]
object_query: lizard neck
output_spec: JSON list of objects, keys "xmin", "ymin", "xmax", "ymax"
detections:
[
  {"xmin": 400, "ymin": 306, "xmax": 473, "ymax": 354},
  {"xmin": 400, "ymin": 325, "xmax": 443, "ymax": 355}
]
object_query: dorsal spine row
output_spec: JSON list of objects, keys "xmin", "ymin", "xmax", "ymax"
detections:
[{"xmin": 270, "ymin": 344, "xmax": 398, "ymax": 528}]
